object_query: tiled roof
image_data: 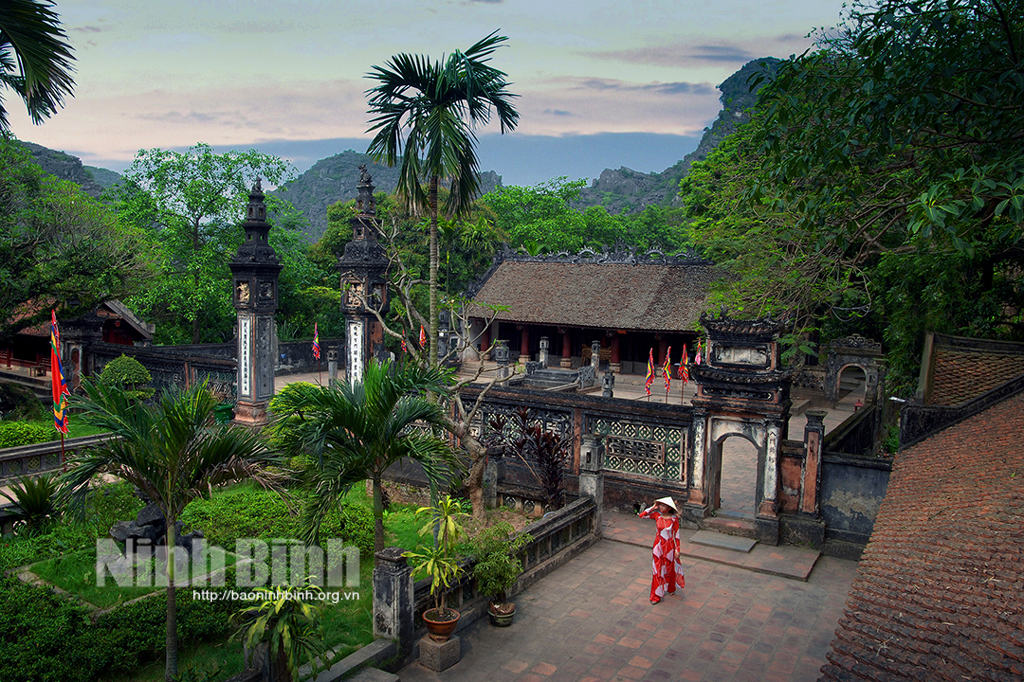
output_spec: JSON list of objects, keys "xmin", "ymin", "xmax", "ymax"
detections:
[
  {"xmin": 819, "ymin": 391, "xmax": 1024, "ymax": 682},
  {"xmin": 469, "ymin": 261, "xmax": 717, "ymax": 332},
  {"xmin": 924, "ymin": 334, "xmax": 1024, "ymax": 406}
]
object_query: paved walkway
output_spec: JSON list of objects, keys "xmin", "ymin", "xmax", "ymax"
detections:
[{"xmin": 399, "ymin": 512, "xmax": 857, "ymax": 682}]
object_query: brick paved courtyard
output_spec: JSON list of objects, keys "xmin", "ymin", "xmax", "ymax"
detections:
[{"xmin": 400, "ymin": 520, "xmax": 858, "ymax": 682}]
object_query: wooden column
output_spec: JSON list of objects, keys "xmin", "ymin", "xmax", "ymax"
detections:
[
  {"xmin": 560, "ymin": 328, "xmax": 572, "ymax": 368},
  {"xmin": 610, "ymin": 334, "xmax": 621, "ymax": 373},
  {"xmin": 520, "ymin": 325, "xmax": 530, "ymax": 363}
]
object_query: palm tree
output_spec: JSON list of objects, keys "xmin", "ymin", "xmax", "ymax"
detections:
[
  {"xmin": 59, "ymin": 380, "xmax": 283, "ymax": 682},
  {"xmin": 0, "ymin": 0, "xmax": 76, "ymax": 129},
  {"xmin": 269, "ymin": 359, "xmax": 462, "ymax": 556},
  {"xmin": 365, "ymin": 31, "xmax": 519, "ymax": 365}
]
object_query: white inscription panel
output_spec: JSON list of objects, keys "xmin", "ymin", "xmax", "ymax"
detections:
[
  {"xmin": 239, "ymin": 316, "xmax": 252, "ymax": 398},
  {"xmin": 347, "ymin": 320, "xmax": 364, "ymax": 384}
]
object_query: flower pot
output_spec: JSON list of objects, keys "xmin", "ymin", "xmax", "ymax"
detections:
[
  {"xmin": 423, "ymin": 607, "xmax": 461, "ymax": 642},
  {"xmin": 488, "ymin": 601, "xmax": 516, "ymax": 627}
]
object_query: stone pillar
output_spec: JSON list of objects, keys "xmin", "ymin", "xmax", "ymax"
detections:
[
  {"xmin": 601, "ymin": 368, "xmax": 615, "ymax": 398},
  {"xmin": 494, "ymin": 339, "xmax": 510, "ymax": 380},
  {"xmin": 483, "ymin": 448, "xmax": 503, "ymax": 510},
  {"xmin": 373, "ymin": 547, "xmax": 415, "ymax": 659},
  {"xmin": 689, "ymin": 410, "xmax": 707, "ymax": 508},
  {"xmin": 579, "ymin": 434, "xmax": 605, "ymax": 538},
  {"xmin": 229, "ymin": 180, "xmax": 282, "ymax": 425},
  {"xmin": 560, "ymin": 329, "xmax": 572, "ymax": 368},
  {"xmin": 755, "ymin": 420, "xmax": 782, "ymax": 546},
  {"xmin": 538, "ymin": 336, "xmax": 549, "ymax": 366},
  {"xmin": 591, "ymin": 340, "xmax": 601, "ymax": 371},
  {"xmin": 802, "ymin": 410, "xmax": 827, "ymax": 515},
  {"xmin": 520, "ymin": 326, "xmax": 530, "ymax": 364},
  {"xmin": 609, "ymin": 334, "xmax": 621, "ymax": 374},
  {"xmin": 326, "ymin": 347, "xmax": 338, "ymax": 387}
]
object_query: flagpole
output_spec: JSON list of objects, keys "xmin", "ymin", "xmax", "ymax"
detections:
[{"xmin": 60, "ymin": 432, "xmax": 66, "ymax": 472}]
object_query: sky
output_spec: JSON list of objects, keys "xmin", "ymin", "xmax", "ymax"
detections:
[{"xmin": 7, "ymin": 0, "xmax": 849, "ymax": 187}]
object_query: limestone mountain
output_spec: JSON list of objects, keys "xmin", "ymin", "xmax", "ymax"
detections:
[
  {"xmin": 18, "ymin": 141, "xmax": 109, "ymax": 198},
  {"xmin": 575, "ymin": 58, "xmax": 780, "ymax": 214},
  {"xmin": 273, "ymin": 149, "xmax": 502, "ymax": 240}
]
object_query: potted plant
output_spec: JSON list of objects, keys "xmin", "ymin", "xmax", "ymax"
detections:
[
  {"xmin": 403, "ymin": 494, "xmax": 467, "ymax": 641},
  {"xmin": 471, "ymin": 521, "xmax": 533, "ymax": 626}
]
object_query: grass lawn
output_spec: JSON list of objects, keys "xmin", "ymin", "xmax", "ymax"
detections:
[{"xmin": 31, "ymin": 548, "xmax": 240, "ymax": 609}]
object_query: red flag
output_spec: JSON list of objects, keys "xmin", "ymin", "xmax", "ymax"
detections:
[
  {"xmin": 695, "ymin": 339, "xmax": 703, "ymax": 365},
  {"xmin": 312, "ymin": 322, "xmax": 320, "ymax": 361},
  {"xmin": 50, "ymin": 311, "xmax": 69, "ymax": 434},
  {"xmin": 663, "ymin": 346, "xmax": 672, "ymax": 392},
  {"xmin": 645, "ymin": 348, "xmax": 654, "ymax": 396},
  {"xmin": 678, "ymin": 344, "xmax": 690, "ymax": 383},
  {"xmin": 419, "ymin": 325, "xmax": 427, "ymax": 348},
  {"xmin": 401, "ymin": 338, "xmax": 408, "ymax": 353}
]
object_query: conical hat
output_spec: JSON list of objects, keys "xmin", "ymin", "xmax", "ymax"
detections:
[{"xmin": 655, "ymin": 496, "xmax": 678, "ymax": 512}]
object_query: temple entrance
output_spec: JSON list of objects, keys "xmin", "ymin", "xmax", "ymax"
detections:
[
  {"xmin": 715, "ymin": 434, "xmax": 759, "ymax": 518},
  {"xmin": 836, "ymin": 365, "xmax": 867, "ymax": 405}
]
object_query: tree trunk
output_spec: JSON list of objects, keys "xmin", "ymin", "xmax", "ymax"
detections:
[
  {"xmin": 165, "ymin": 519, "xmax": 178, "ymax": 682},
  {"xmin": 372, "ymin": 473, "xmax": 384, "ymax": 561},
  {"xmin": 428, "ymin": 175, "xmax": 439, "ymax": 365},
  {"xmin": 456, "ymin": 424, "xmax": 488, "ymax": 520}
]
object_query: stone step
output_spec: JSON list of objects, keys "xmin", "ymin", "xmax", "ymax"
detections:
[
  {"xmin": 348, "ymin": 669, "xmax": 399, "ymax": 682},
  {"xmin": 703, "ymin": 514, "xmax": 757, "ymax": 540},
  {"xmin": 689, "ymin": 529, "xmax": 757, "ymax": 553}
]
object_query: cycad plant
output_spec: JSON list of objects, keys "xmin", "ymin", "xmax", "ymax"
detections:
[
  {"xmin": 0, "ymin": 473, "xmax": 59, "ymax": 535},
  {"xmin": 232, "ymin": 582, "xmax": 329, "ymax": 682}
]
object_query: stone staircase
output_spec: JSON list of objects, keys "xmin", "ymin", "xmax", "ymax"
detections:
[
  {"xmin": 522, "ymin": 367, "xmax": 581, "ymax": 390},
  {"xmin": 704, "ymin": 509, "xmax": 757, "ymax": 540},
  {"xmin": 0, "ymin": 368, "xmax": 51, "ymax": 401}
]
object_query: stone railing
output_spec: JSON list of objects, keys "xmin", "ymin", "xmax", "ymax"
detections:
[
  {"xmin": 373, "ymin": 495, "xmax": 599, "ymax": 667},
  {"xmin": 0, "ymin": 434, "xmax": 112, "ymax": 483}
]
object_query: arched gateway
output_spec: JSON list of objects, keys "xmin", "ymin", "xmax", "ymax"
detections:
[{"xmin": 688, "ymin": 312, "xmax": 793, "ymax": 545}]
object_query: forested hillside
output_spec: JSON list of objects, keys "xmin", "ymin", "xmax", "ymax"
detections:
[
  {"xmin": 574, "ymin": 58, "xmax": 779, "ymax": 213},
  {"xmin": 274, "ymin": 150, "xmax": 501, "ymax": 240}
]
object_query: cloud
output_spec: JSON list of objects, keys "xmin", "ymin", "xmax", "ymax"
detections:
[
  {"xmin": 543, "ymin": 109, "xmax": 574, "ymax": 117},
  {"xmin": 570, "ymin": 78, "xmax": 714, "ymax": 97},
  {"xmin": 74, "ymin": 26, "xmax": 103, "ymax": 34},
  {"xmin": 588, "ymin": 43, "xmax": 755, "ymax": 66}
]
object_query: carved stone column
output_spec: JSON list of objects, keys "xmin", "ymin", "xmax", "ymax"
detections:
[
  {"xmin": 579, "ymin": 434, "xmax": 605, "ymax": 537},
  {"xmin": 372, "ymin": 547, "xmax": 415, "ymax": 659},
  {"xmin": 538, "ymin": 336, "xmax": 549, "ymax": 366},
  {"xmin": 689, "ymin": 409, "xmax": 707, "ymax": 508},
  {"xmin": 802, "ymin": 410, "xmax": 827, "ymax": 515},
  {"xmin": 755, "ymin": 420, "xmax": 782, "ymax": 545},
  {"xmin": 591, "ymin": 340, "xmax": 601, "ymax": 371}
]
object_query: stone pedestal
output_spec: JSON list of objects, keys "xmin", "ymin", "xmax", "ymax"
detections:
[
  {"xmin": 579, "ymin": 434, "xmax": 605, "ymax": 537},
  {"xmin": 419, "ymin": 635, "xmax": 460, "ymax": 672}
]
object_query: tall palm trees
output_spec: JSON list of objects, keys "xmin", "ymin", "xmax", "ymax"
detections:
[
  {"xmin": 270, "ymin": 359, "xmax": 462, "ymax": 555},
  {"xmin": 0, "ymin": 0, "xmax": 75, "ymax": 129},
  {"xmin": 366, "ymin": 31, "xmax": 519, "ymax": 364},
  {"xmin": 60, "ymin": 381, "xmax": 282, "ymax": 682}
]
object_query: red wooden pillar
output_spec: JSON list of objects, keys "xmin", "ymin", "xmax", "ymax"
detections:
[
  {"xmin": 560, "ymin": 328, "xmax": 572, "ymax": 368},
  {"xmin": 610, "ymin": 334, "xmax": 621, "ymax": 373},
  {"xmin": 658, "ymin": 336, "xmax": 669, "ymax": 366},
  {"xmin": 480, "ymin": 326, "xmax": 490, "ymax": 360},
  {"xmin": 520, "ymin": 326, "xmax": 530, "ymax": 362}
]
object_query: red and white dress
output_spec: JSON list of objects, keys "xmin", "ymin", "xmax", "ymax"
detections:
[{"xmin": 639, "ymin": 507, "xmax": 685, "ymax": 602}]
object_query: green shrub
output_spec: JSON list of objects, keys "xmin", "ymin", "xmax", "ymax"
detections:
[
  {"xmin": 0, "ymin": 570, "xmax": 245, "ymax": 682},
  {"xmin": 86, "ymin": 480, "xmax": 145, "ymax": 535},
  {"xmin": 180, "ymin": 487, "xmax": 295, "ymax": 548},
  {"xmin": 320, "ymin": 502, "xmax": 374, "ymax": 556},
  {"xmin": 0, "ymin": 421, "xmax": 53, "ymax": 448},
  {"xmin": 99, "ymin": 354, "xmax": 155, "ymax": 401}
]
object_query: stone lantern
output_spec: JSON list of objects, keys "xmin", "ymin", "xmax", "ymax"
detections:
[
  {"xmin": 338, "ymin": 166, "xmax": 389, "ymax": 383},
  {"xmin": 229, "ymin": 179, "xmax": 282, "ymax": 424}
]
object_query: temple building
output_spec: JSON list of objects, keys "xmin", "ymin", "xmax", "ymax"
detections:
[{"xmin": 467, "ymin": 247, "xmax": 718, "ymax": 373}]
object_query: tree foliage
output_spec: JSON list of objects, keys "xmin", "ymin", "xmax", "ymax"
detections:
[
  {"xmin": 0, "ymin": 0, "xmax": 75, "ymax": 128},
  {"xmin": 366, "ymin": 31, "xmax": 519, "ymax": 364},
  {"xmin": 114, "ymin": 144, "xmax": 295, "ymax": 344},
  {"xmin": 682, "ymin": 0, "xmax": 1024, "ymax": 388},
  {"xmin": 0, "ymin": 134, "xmax": 149, "ymax": 340}
]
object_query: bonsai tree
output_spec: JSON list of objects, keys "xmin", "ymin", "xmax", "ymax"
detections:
[
  {"xmin": 471, "ymin": 520, "xmax": 532, "ymax": 617},
  {"xmin": 403, "ymin": 495, "xmax": 467, "ymax": 628},
  {"xmin": 232, "ymin": 582, "xmax": 329, "ymax": 682}
]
